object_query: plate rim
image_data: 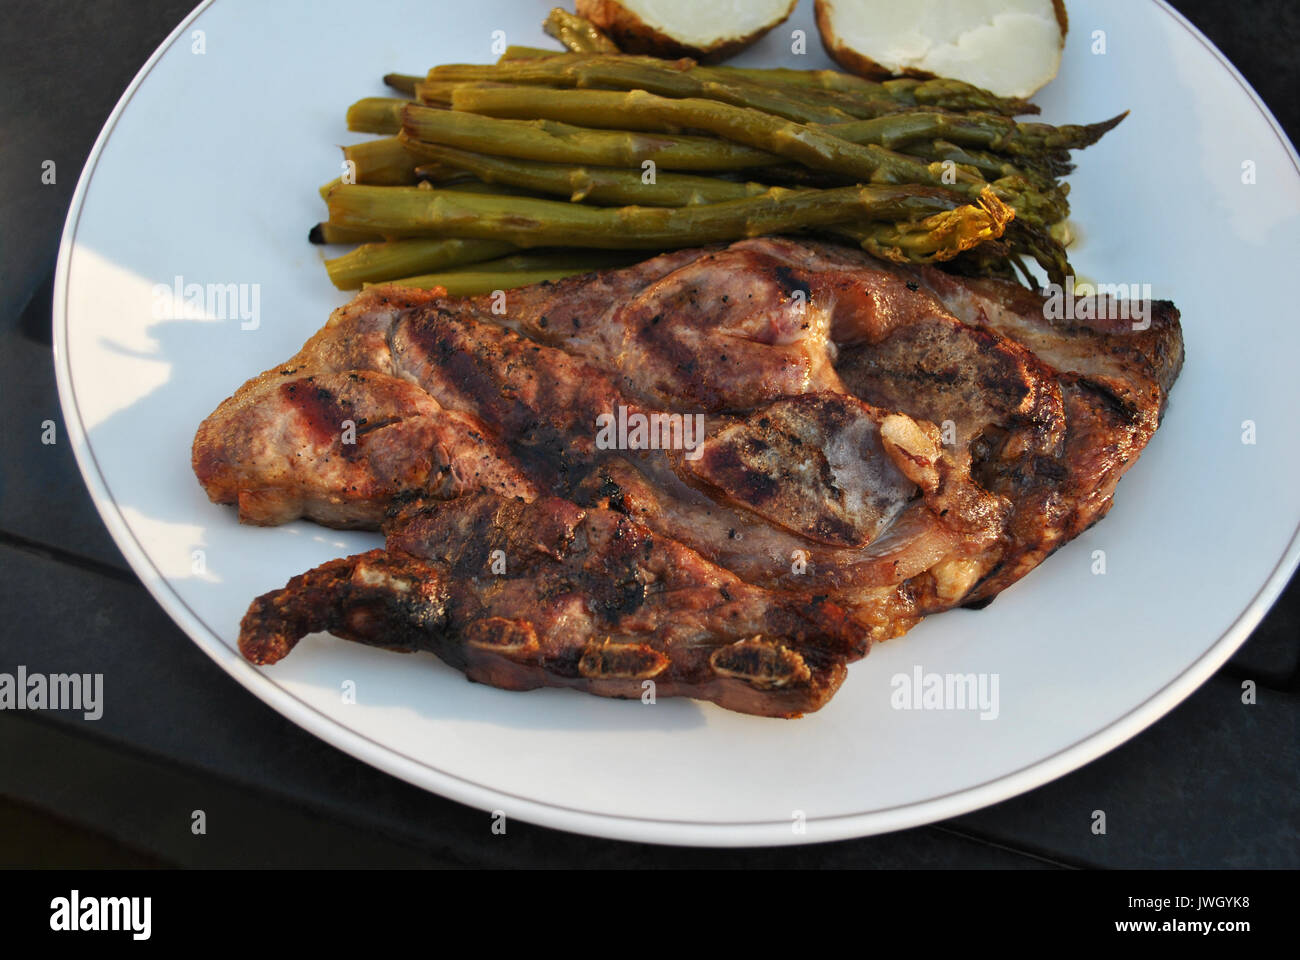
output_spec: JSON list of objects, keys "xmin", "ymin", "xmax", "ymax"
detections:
[{"xmin": 51, "ymin": 0, "xmax": 1300, "ymax": 847}]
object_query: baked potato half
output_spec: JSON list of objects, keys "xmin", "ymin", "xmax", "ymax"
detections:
[
  {"xmin": 575, "ymin": 0, "xmax": 799, "ymax": 64},
  {"xmin": 814, "ymin": 0, "xmax": 1069, "ymax": 99}
]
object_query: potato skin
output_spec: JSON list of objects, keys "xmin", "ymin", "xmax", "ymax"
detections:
[
  {"xmin": 576, "ymin": 0, "xmax": 797, "ymax": 65},
  {"xmin": 813, "ymin": 0, "xmax": 1069, "ymax": 87},
  {"xmin": 1053, "ymin": 0, "xmax": 1070, "ymax": 40},
  {"xmin": 813, "ymin": 0, "xmax": 891, "ymax": 80}
]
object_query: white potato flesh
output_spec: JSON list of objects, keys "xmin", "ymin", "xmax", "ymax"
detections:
[
  {"xmin": 615, "ymin": 0, "xmax": 796, "ymax": 46},
  {"xmin": 821, "ymin": 0, "xmax": 1065, "ymax": 98}
]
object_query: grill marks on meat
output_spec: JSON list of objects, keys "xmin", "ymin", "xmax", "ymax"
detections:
[
  {"xmin": 833, "ymin": 302, "xmax": 1069, "ymax": 609},
  {"xmin": 197, "ymin": 238, "xmax": 1183, "ymax": 715},
  {"xmin": 193, "ymin": 369, "xmax": 538, "ymax": 527},
  {"xmin": 899, "ymin": 265, "xmax": 1183, "ymax": 603},
  {"xmin": 476, "ymin": 242, "xmax": 848, "ymax": 411},
  {"xmin": 240, "ymin": 494, "xmax": 860, "ymax": 717},
  {"xmin": 192, "ymin": 287, "xmax": 538, "ymax": 527},
  {"xmin": 683, "ymin": 395, "xmax": 918, "ymax": 547},
  {"xmin": 391, "ymin": 304, "xmax": 630, "ymax": 488}
]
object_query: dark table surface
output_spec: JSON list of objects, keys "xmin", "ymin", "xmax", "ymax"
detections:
[{"xmin": 1, "ymin": 0, "xmax": 1297, "ymax": 868}]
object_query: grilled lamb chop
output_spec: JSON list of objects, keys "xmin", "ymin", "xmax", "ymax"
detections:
[
  {"xmin": 195, "ymin": 238, "xmax": 1183, "ymax": 716},
  {"xmin": 240, "ymin": 493, "xmax": 864, "ymax": 717}
]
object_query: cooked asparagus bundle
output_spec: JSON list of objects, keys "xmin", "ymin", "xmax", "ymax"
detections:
[
  {"xmin": 314, "ymin": 11, "xmax": 1124, "ymax": 290},
  {"xmin": 447, "ymin": 85, "xmax": 1064, "ymax": 225}
]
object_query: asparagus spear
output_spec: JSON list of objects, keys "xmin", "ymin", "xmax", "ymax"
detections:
[
  {"xmin": 341, "ymin": 137, "xmax": 419, "ymax": 185},
  {"xmin": 428, "ymin": 57, "xmax": 856, "ymax": 124},
  {"xmin": 904, "ymin": 140, "xmax": 1066, "ymax": 194},
  {"xmin": 440, "ymin": 251, "xmax": 641, "ymax": 270},
  {"xmin": 827, "ymin": 111, "xmax": 1127, "ymax": 159},
  {"xmin": 308, "ymin": 222, "xmax": 385, "ymax": 245},
  {"xmin": 543, "ymin": 7, "xmax": 619, "ymax": 53},
  {"xmin": 436, "ymin": 178, "xmax": 550, "ymax": 198},
  {"xmin": 411, "ymin": 160, "xmax": 470, "ymax": 183},
  {"xmin": 720, "ymin": 66, "xmax": 882, "ymax": 91},
  {"xmin": 488, "ymin": 43, "xmax": 1036, "ymax": 116},
  {"xmin": 346, "ymin": 97, "xmax": 409, "ymax": 135},
  {"xmin": 410, "ymin": 143, "xmax": 770, "ymax": 206},
  {"xmin": 897, "ymin": 77, "xmax": 1038, "ymax": 116},
  {"xmin": 325, "ymin": 183, "xmax": 1010, "ymax": 260},
  {"xmin": 931, "ymin": 239, "xmax": 1024, "ymax": 283},
  {"xmin": 686, "ymin": 66, "xmax": 933, "ymax": 122},
  {"xmin": 400, "ymin": 105, "xmax": 781, "ymax": 171},
  {"xmin": 381, "ymin": 249, "xmax": 650, "ymax": 293},
  {"xmin": 1001, "ymin": 219, "xmax": 1071, "ymax": 286},
  {"xmin": 383, "ymin": 73, "xmax": 422, "ymax": 95},
  {"xmin": 325, "ymin": 237, "xmax": 517, "ymax": 289},
  {"xmin": 721, "ymin": 68, "xmax": 1037, "ymax": 116},
  {"xmin": 381, "ymin": 266, "xmax": 594, "ymax": 295},
  {"xmin": 499, "ymin": 45, "xmax": 564, "ymax": 61},
  {"xmin": 744, "ymin": 164, "xmax": 854, "ymax": 189},
  {"xmin": 319, "ymin": 177, "xmax": 343, "ymax": 203},
  {"xmin": 412, "ymin": 79, "xmax": 461, "ymax": 107}
]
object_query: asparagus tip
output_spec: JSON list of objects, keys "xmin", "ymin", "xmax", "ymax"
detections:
[{"xmin": 1079, "ymin": 110, "xmax": 1130, "ymax": 148}]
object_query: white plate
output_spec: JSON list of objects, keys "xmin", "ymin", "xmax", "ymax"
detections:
[{"xmin": 54, "ymin": 0, "xmax": 1300, "ymax": 846}]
